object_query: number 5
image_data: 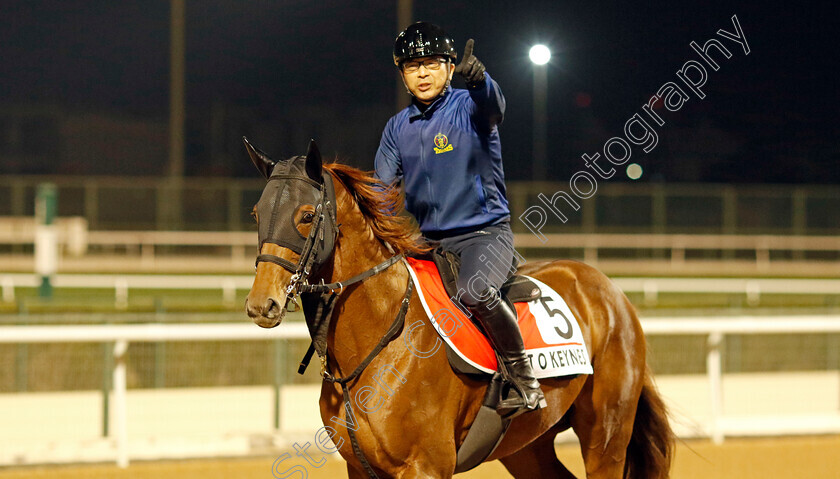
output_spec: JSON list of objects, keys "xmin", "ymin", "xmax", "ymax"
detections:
[{"xmin": 538, "ymin": 296, "xmax": 573, "ymax": 339}]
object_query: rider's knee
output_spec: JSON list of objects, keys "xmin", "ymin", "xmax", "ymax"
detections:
[
  {"xmin": 459, "ymin": 285, "xmax": 502, "ymax": 312},
  {"xmin": 457, "ymin": 270, "xmax": 493, "ymax": 307}
]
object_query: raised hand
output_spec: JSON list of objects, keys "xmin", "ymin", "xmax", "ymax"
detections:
[{"xmin": 454, "ymin": 39, "xmax": 486, "ymax": 87}]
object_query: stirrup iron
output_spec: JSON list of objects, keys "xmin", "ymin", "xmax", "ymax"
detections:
[{"xmin": 495, "ymin": 357, "xmax": 546, "ymax": 419}]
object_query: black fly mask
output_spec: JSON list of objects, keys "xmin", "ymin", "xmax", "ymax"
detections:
[{"xmin": 245, "ymin": 137, "xmax": 339, "ymax": 296}]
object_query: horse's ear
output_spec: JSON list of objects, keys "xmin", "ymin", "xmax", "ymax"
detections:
[
  {"xmin": 243, "ymin": 136, "xmax": 276, "ymax": 180},
  {"xmin": 304, "ymin": 139, "xmax": 322, "ymax": 182}
]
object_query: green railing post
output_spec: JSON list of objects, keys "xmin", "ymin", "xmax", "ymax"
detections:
[{"xmin": 35, "ymin": 183, "xmax": 58, "ymax": 298}]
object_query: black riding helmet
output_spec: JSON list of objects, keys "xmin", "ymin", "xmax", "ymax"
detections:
[{"xmin": 393, "ymin": 21, "xmax": 457, "ymax": 66}]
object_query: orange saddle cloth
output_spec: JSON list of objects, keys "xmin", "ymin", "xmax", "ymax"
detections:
[{"xmin": 404, "ymin": 257, "xmax": 593, "ymax": 378}]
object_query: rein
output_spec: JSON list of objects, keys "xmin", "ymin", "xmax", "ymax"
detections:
[{"xmin": 299, "ymin": 253, "xmax": 403, "ymax": 295}]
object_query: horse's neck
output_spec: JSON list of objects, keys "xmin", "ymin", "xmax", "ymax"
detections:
[
  {"xmin": 322, "ymin": 191, "xmax": 409, "ymax": 374},
  {"xmin": 327, "ymin": 204, "xmax": 397, "ymax": 289}
]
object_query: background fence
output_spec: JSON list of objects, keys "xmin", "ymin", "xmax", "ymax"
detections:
[
  {"xmin": 4, "ymin": 273, "xmax": 840, "ymax": 309},
  {"xmin": 2, "ymin": 177, "xmax": 840, "ymax": 234}
]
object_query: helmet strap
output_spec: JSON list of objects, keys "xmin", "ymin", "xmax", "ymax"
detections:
[
  {"xmin": 443, "ymin": 59, "xmax": 454, "ymax": 91},
  {"xmin": 399, "ymin": 74, "xmax": 414, "ymax": 97}
]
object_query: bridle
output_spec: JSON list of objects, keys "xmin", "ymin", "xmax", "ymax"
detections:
[
  {"xmin": 254, "ymin": 166, "xmax": 405, "ymax": 306},
  {"xmin": 255, "ymin": 170, "xmax": 338, "ymax": 307}
]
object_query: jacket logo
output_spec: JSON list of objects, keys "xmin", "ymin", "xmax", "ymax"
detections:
[{"xmin": 433, "ymin": 132, "xmax": 454, "ymax": 154}]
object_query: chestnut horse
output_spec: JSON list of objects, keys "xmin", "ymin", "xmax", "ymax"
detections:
[{"xmin": 244, "ymin": 139, "xmax": 673, "ymax": 478}]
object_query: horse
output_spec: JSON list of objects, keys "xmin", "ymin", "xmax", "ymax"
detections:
[{"xmin": 244, "ymin": 138, "xmax": 674, "ymax": 479}]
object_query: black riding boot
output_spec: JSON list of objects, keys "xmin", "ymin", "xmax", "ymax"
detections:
[{"xmin": 470, "ymin": 292, "xmax": 546, "ymax": 418}]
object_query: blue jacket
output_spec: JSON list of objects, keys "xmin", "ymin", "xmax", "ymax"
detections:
[{"xmin": 374, "ymin": 73, "xmax": 510, "ymax": 236}]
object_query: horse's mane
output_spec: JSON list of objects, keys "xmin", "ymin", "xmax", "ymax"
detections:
[{"xmin": 323, "ymin": 162, "xmax": 431, "ymax": 256}]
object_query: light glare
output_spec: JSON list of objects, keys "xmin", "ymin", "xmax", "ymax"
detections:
[
  {"xmin": 626, "ymin": 163, "xmax": 643, "ymax": 180},
  {"xmin": 529, "ymin": 44, "xmax": 551, "ymax": 65}
]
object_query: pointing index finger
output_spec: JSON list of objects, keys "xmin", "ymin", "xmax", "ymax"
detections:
[{"xmin": 462, "ymin": 39, "xmax": 474, "ymax": 61}]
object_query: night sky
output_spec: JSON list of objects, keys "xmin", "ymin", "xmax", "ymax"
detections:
[{"xmin": 1, "ymin": 1, "xmax": 837, "ymax": 182}]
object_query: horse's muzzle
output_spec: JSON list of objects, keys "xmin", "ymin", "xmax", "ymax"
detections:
[{"xmin": 245, "ymin": 296, "xmax": 285, "ymax": 328}]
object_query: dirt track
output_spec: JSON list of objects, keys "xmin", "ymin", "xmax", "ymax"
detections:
[{"xmin": 1, "ymin": 435, "xmax": 837, "ymax": 478}]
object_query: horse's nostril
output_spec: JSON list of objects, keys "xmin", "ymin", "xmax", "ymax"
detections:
[
  {"xmin": 245, "ymin": 298, "xmax": 259, "ymax": 318},
  {"xmin": 265, "ymin": 297, "xmax": 281, "ymax": 319}
]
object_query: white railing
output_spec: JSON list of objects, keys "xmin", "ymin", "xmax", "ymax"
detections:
[
  {"xmin": 84, "ymin": 230, "xmax": 255, "ymax": 261},
  {"xmin": 2, "ymin": 219, "xmax": 839, "ymax": 268},
  {"xmin": 611, "ymin": 277, "xmax": 840, "ymax": 306},
  {"xmin": 0, "ymin": 323, "xmax": 307, "ymax": 468},
  {"xmin": 0, "ymin": 272, "xmax": 253, "ymax": 307},
  {"xmin": 642, "ymin": 316, "xmax": 840, "ymax": 444},
  {"xmin": 3, "ymin": 273, "xmax": 840, "ymax": 308},
  {"xmin": 0, "ymin": 317, "xmax": 838, "ymax": 466},
  {"xmin": 0, "ymin": 216, "xmax": 89, "ymax": 256}
]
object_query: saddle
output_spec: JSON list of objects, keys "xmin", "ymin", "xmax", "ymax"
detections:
[
  {"xmin": 427, "ymin": 247, "xmax": 541, "ymax": 306},
  {"xmin": 413, "ymin": 246, "xmax": 542, "ymax": 378}
]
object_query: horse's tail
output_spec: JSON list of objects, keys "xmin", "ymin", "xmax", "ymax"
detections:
[{"xmin": 624, "ymin": 367, "xmax": 675, "ymax": 479}]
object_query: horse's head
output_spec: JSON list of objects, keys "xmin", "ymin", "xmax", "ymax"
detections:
[{"xmin": 244, "ymin": 137, "xmax": 338, "ymax": 328}]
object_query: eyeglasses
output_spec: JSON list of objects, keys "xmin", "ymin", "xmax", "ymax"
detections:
[{"xmin": 402, "ymin": 57, "xmax": 448, "ymax": 73}]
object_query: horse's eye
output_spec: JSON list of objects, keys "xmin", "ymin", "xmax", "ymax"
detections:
[{"xmin": 301, "ymin": 211, "xmax": 315, "ymax": 224}]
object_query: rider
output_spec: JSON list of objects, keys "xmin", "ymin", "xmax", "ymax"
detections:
[{"xmin": 375, "ymin": 22, "xmax": 545, "ymax": 416}]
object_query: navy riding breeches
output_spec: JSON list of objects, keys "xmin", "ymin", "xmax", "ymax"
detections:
[{"xmin": 428, "ymin": 221, "xmax": 517, "ymax": 309}]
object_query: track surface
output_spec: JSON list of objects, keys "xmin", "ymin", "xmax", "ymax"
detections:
[{"xmin": 1, "ymin": 435, "xmax": 837, "ymax": 478}]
